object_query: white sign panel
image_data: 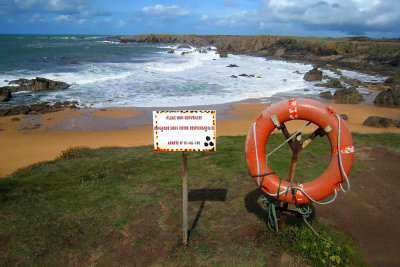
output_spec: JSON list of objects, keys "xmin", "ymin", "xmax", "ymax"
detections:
[{"xmin": 153, "ymin": 110, "xmax": 216, "ymax": 151}]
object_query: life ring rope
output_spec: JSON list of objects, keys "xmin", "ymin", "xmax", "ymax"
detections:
[
  {"xmin": 247, "ymin": 99, "xmax": 353, "ymax": 237},
  {"xmin": 248, "ymin": 102, "xmax": 351, "ymax": 205},
  {"xmin": 336, "ymin": 113, "xmax": 351, "ymax": 193}
]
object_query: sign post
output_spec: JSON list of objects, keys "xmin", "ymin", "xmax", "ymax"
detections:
[
  {"xmin": 182, "ymin": 151, "xmax": 188, "ymax": 244},
  {"xmin": 153, "ymin": 110, "xmax": 216, "ymax": 244}
]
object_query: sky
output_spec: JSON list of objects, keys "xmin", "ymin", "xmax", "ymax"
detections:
[{"xmin": 0, "ymin": 0, "xmax": 399, "ymax": 38}]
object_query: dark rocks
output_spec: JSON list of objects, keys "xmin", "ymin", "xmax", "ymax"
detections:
[
  {"xmin": 226, "ymin": 64, "xmax": 239, "ymax": 67},
  {"xmin": 218, "ymin": 50, "xmax": 228, "ymax": 58},
  {"xmin": 334, "ymin": 87, "xmax": 365, "ymax": 103},
  {"xmin": 231, "ymin": 75, "xmax": 238, "ymax": 78},
  {"xmin": 315, "ymin": 77, "xmax": 344, "ymax": 88},
  {"xmin": 374, "ymin": 84, "xmax": 400, "ymax": 106},
  {"xmin": 0, "ymin": 87, "xmax": 12, "ymax": 102},
  {"xmin": 303, "ymin": 67, "xmax": 323, "ymax": 81},
  {"xmin": 167, "ymin": 50, "xmax": 175, "ymax": 54},
  {"xmin": 7, "ymin": 77, "xmax": 70, "ymax": 92},
  {"xmin": 9, "ymin": 105, "xmax": 30, "ymax": 116},
  {"xmin": 26, "ymin": 77, "xmax": 70, "ymax": 92},
  {"xmin": 241, "ymin": 74, "xmax": 255, "ymax": 77},
  {"xmin": 8, "ymin": 78, "xmax": 29, "ymax": 86},
  {"xmin": 363, "ymin": 116, "xmax": 400, "ymax": 128},
  {"xmin": 340, "ymin": 76, "xmax": 363, "ymax": 87},
  {"xmin": 319, "ymin": 91, "xmax": 333, "ymax": 99},
  {"xmin": 0, "ymin": 101, "xmax": 78, "ymax": 117},
  {"xmin": 177, "ymin": 44, "xmax": 191, "ymax": 49}
]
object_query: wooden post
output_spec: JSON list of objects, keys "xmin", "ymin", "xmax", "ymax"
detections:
[{"xmin": 182, "ymin": 151, "xmax": 188, "ymax": 245}]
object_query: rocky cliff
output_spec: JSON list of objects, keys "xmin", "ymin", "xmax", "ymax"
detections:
[{"xmin": 120, "ymin": 34, "xmax": 400, "ymax": 76}]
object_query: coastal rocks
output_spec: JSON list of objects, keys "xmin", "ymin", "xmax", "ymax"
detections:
[
  {"xmin": 315, "ymin": 77, "xmax": 344, "ymax": 88},
  {"xmin": 218, "ymin": 50, "xmax": 228, "ymax": 58},
  {"xmin": 7, "ymin": 77, "xmax": 70, "ymax": 92},
  {"xmin": 340, "ymin": 76, "xmax": 363, "ymax": 87},
  {"xmin": 8, "ymin": 78, "xmax": 29, "ymax": 86},
  {"xmin": 0, "ymin": 87, "xmax": 12, "ymax": 102},
  {"xmin": 303, "ymin": 67, "xmax": 323, "ymax": 81},
  {"xmin": 0, "ymin": 101, "xmax": 78, "ymax": 117},
  {"xmin": 177, "ymin": 44, "xmax": 191, "ymax": 49},
  {"xmin": 319, "ymin": 91, "xmax": 333, "ymax": 99},
  {"xmin": 226, "ymin": 64, "xmax": 239, "ymax": 67},
  {"xmin": 373, "ymin": 84, "xmax": 400, "ymax": 106},
  {"xmin": 334, "ymin": 87, "xmax": 365, "ymax": 103},
  {"xmin": 26, "ymin": 77, "xmax": 70, "ymax": 92},
  {"xmin": 363, "ymin": 116, "xmax": 400, "ymax": 128}
]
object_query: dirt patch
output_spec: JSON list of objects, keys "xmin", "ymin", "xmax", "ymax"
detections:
[
  {"xmin": 315, "ymin": 147, "xmax": 400, "ymax": 267},
  {"xmin": 93, "ymin": 204, "xmax": 166, "ymax": 267}
]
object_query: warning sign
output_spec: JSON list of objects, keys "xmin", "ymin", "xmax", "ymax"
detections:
[{"xmin": 153, "ymin": 110, "xmax": 216, "ymax": 151}]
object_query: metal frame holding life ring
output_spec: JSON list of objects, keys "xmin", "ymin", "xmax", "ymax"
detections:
[{"xmin": 245, "ymin": 98, "xmax": 354, "ymax": 204}]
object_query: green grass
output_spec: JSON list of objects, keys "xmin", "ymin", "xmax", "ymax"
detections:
[{"xmin": 0, "ymin": 133, "xmax": 398, "ymax": 266}]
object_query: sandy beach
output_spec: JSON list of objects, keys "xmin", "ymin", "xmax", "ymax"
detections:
[{"xmin": 0, "ymin": 102, "xmax": 399, "ymax": 177}]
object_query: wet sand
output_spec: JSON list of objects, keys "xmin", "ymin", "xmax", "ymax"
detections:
[{"xmin": 0, "ymin": 104, "xmax": 399, "ymax": 177}]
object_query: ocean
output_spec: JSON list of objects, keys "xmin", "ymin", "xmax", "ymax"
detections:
[{"xmin": 0, "ymin": 34, "xmax": 385, "ymax": 109}]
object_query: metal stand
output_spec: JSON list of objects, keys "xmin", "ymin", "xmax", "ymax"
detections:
[{"xmin": 272, "ymin": 121, "xmax": 324, "ymax": 230}]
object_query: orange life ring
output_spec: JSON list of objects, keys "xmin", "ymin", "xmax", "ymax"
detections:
[{"xmin": 245, "ymin": 98, "xmax": 354, "ymax": 204}]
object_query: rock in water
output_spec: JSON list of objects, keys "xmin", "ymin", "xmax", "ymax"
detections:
[
  {"xmin": 0, "ymin": 87, "xmax": 12, "ymax": 102},
  {"xmin": 303, "ymin": 67, "xmax": 323, "ymax": 81},
  {"xmin": 27, "ymin": 77, "xmax": 70, "ymax": 92},
  {"xmin": 374, "ymin": 84, "xmax": 400, "ymax": 106},
  {"xmin": 334, "ymin": 87, "xmax": 364, "ymax": 103},
  {"xmin": 8, "ymin": 78, "xmax": 30, "ymax": 86}
]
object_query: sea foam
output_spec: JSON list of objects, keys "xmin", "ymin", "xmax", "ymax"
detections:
[{"xmin": 0, "ymin": 40, "xmax": 386, "ymax": 108}]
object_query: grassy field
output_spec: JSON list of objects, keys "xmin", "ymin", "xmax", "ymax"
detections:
[{"xmin": 0, "ymin": 133, "xmax": 398, "ymax": 266}]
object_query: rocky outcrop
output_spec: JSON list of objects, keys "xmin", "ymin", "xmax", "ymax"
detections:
[
  {"xmin": 0, "ymin": 101, "xmax": 78, "ymax": 117},
  {"xmin": 316, "ymin": 77, "xmax": 345, "ymax": 88},
  {"xmin": 177, "ymin": 44, "xmax": 191, "ymax": 49},
  {"xmin": 218, "ymin": 50, "xmax": 228, "ymax": 58},
  {"xmin": 340, "ymin": 76, "xmax": 363, "ymax": 87},
  {"xmin": 363, "ymin": 116, "xmax": 400, "ymax": 128},
  {"xmin": 319, "ymin": 91, "xmax": 333, "ymax": 99},
  {"xmin": 7, "ymin": 77, "xmax": 70, "ymax": 92},
  {"xmin": 0, "ymin": 87, "xmax": 12, "ymax": 102},
  {"xmin": 27, "ymin": 77, "xmax": 69, "ymax": 92},
  {"xmin": 303, "ymin": 67, "xmax": 323, "ymax": 81},
  {"xmin": 334, "ymin": 87, "xmax": 365, "ymax": 103},
  {"xmin": 374, "ymin": 84, "xmax": 400, "ymax": 106},
  {"xmin": 120, "ymin": 34, "xmax": 400, "ymax": 77}
]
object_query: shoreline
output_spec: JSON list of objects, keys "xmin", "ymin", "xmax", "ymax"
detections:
[{"xmin": 1, "ymin": 101, "xmax": 399, "ymax": 178}]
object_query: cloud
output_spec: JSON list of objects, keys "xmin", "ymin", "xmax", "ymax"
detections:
[
  {"xmin": 206, "ymin": 0, "xmax": 400, "ymax": 37},
  {"xmin": 14, "ymin": 0, "xmax": 93, "ymax": 14},
  {"xmin": 201, "ymin": 14, "xmax": 208, "ymax": 20},
  {"xmin": 223, "ymin": 0, "xmax": 237, "ymax": 7},
  {"xmin": 262, "ymin": 0, "xmax": 400, "ymax": 35},
  {"xmin": 117, "ymin": 19, "xmax": 126, "ymax": 27},
  {"xmin": 29, "ymin": 14, "xmax": 45, "ymax": 23},
  {"xmin": 142, "ymin": 4, "xmax": 190, "ymax": 18},
  {"xmin": 54, "ymin": 14, "xmax": 70, "ymax": 22}
]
